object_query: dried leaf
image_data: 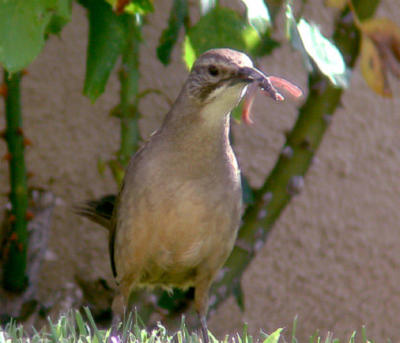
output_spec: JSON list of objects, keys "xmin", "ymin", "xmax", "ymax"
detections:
[
  {"xmin": 360, "ymin": 18, "xmax": 400, "ymax": 46},
  {"xmin": 325, "ymin": 0, "xmax": 347, "ymax": 10},
  {"xmin": 115, "ymin": 0, "xmax": 130, "ymax": 14},
  {"xmin": 360, "ymin": 17, "xmax": 400, "ymax": 75},
  {"xmin": 360, "ymin": 35, "xmax": 391, "ymax": 97},
  {"xmin": 106, "ymin": 0, "xmax": 154, "ymax": 14}
]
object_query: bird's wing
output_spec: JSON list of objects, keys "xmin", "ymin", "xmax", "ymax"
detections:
[
  {"xmin": 108, "ymin": 142, "xmax": 149, "ymax": 280},
  {"xmin": 74, "ymin": 195, "xmax": 116, "ymax": 230},
  {"xmin": 109, "ymin": 186, "xmax": 122, "ymax": 279}
]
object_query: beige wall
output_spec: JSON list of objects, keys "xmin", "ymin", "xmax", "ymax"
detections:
[{"xmin": 1, "ymin": 0, "xmax": 400, "ymax": 341}]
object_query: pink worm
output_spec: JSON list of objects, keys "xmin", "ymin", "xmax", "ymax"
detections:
[{"xmin": 242, "ymin": 76, "xmax": 303, "ymax": 124}]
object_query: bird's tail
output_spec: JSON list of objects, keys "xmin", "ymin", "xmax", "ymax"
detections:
[{"xmin": 74, "ymin": 194, "xmax": 116, "ymax": 231}]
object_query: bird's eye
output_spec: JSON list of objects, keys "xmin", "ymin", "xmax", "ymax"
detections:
[{"xmin": 208, "ymin": 65, "xmax": 219, "ymax": 77}]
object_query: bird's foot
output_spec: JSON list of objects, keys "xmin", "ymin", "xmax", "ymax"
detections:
[
  {"xmin": 109, "ymin": 335, "xmax": 122, "ymax": 343},
  {"xmin": 200, "ymin": 316, "xmax": 210, "ymax": 343},
  {"xmin": 109, "ymin": 322, "xmax": 122, "ymax": 343}
]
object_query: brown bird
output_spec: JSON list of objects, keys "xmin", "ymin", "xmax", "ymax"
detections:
[{"xmin": 77, "ymin": 48, "xmax": 301, "ymax": 342}]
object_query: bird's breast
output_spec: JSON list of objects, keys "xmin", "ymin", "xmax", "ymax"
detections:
[{"xmin": 114, "ymin": 140, "xmax": 243, "ymax": 289}]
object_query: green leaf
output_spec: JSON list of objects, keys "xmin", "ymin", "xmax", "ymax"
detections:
[
  {"xmin": 291, "ymin": 315, "xmax": 298, "ymax": 343},
  {"xmin": 361, "ymin": 326, "xmax": 368, "ymax": 343},
  {"xmin": 349, "ymin": 331, "xmax": 356, "ymax": 343},
  {"xmin": 183, "ymin": 5, "xmax": 278, "ymax": 69},
  {"xmin": 262, "ymin": 328, "xmax": 283, "ymax": 343},
  {"xmin": 127, "ymin": 0, "xmax": 154, "ymax": 14},
  {"xmin": 46, "ymin": 0, "xmax": 72, "ymax": 35},
  {"xmin": 285, "ymin": 2, "xmax": 348, "ymax": 87},
  {"xmin": 0, "ymin": 0, "xmax": 57, "ymax": 73},
  {"xmin": 183, "ymin": 36, "xmax": 197, "ymax": 69},
  {"xmin": 285, "ymin": 2, "xmax": 312, "ymax": 71},
  {"xmin": 157, "ymin": 0, "xmax": 188, "ymax": 65},
  {"xmin": 74, "ymin": 310, "xmax": 88, "ymax": 336},
  {"xmin": 297, "ymin": 18, "xmax": 349, "ymax": 87},
  {"xmin": 242, "ymin": 323, "xmax": 248, "ymax": 342},
  {"xmin": 108, "ymin": 159, "xmax": 125, "ymax": 185},
  {"xmin": 241, "ymin": 0, "xmax": 271, "ymax": 35},
  {"xmin": 232, "ymin": 102, "xmax": 243, "ymax": 122},
  {"xmin": 84, "ymin": 307, "xmax": 103, "ymax": 343},
  {"xmin": 81, "ymin": 0, "xmax": 133, "ymax": 101},
  {"xmin": 247, "ymin": 31, "xmax": 280, "ymax": 57},
  {"xmin": 183, "ymin": 6, "xmax": 256, "ymax": 69}
]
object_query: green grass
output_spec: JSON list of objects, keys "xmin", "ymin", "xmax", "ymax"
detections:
[{"xmin": 0, "ymin": 309, "xmax": 375, "ymax": 343}]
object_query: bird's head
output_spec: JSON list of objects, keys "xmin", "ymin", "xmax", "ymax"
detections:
[
  {"xmin": 184, "ymin": 48, "xmax": 301, "ymax": 122},
  {"xmin": 187, "ymin": 49, "xmax": 255, "ymax": 105}
]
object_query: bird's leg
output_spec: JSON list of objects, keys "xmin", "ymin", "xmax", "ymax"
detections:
[
  {"xmin": 199, "ymin": 315, "xmax": 210, "ymax": 343},
  {"xmin": 195, "ymin": 279, "xmax": 213, "ymax": 343},
  {"xmin": 110, "ymin": 292, "xmax": 126, "ymax": 342}
]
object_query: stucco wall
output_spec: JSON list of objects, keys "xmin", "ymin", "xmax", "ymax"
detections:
[{"xmin": 1, "ymin": 1, "xmax": 400, "ymax": 341}]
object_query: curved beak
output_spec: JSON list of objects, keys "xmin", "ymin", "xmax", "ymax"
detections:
[
  {"xmin": 237, "ymin": 66, "xmax": 284, "ymax": 101},
  {"xmin": 237, "ymin": 66, "xmax": 303, "ymax": 124}
]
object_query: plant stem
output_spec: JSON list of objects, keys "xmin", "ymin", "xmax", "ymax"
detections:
[
  {"xmin": 2, "ymin": 70, "xmax": 28, "ymax": 292},
  {"xmin": 209, "ymin": 0, "xmax": 379, "ymax": 313},
  {"xmin": 117, "ymin": 16, "xmax": 141, "ymax": 168}
]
